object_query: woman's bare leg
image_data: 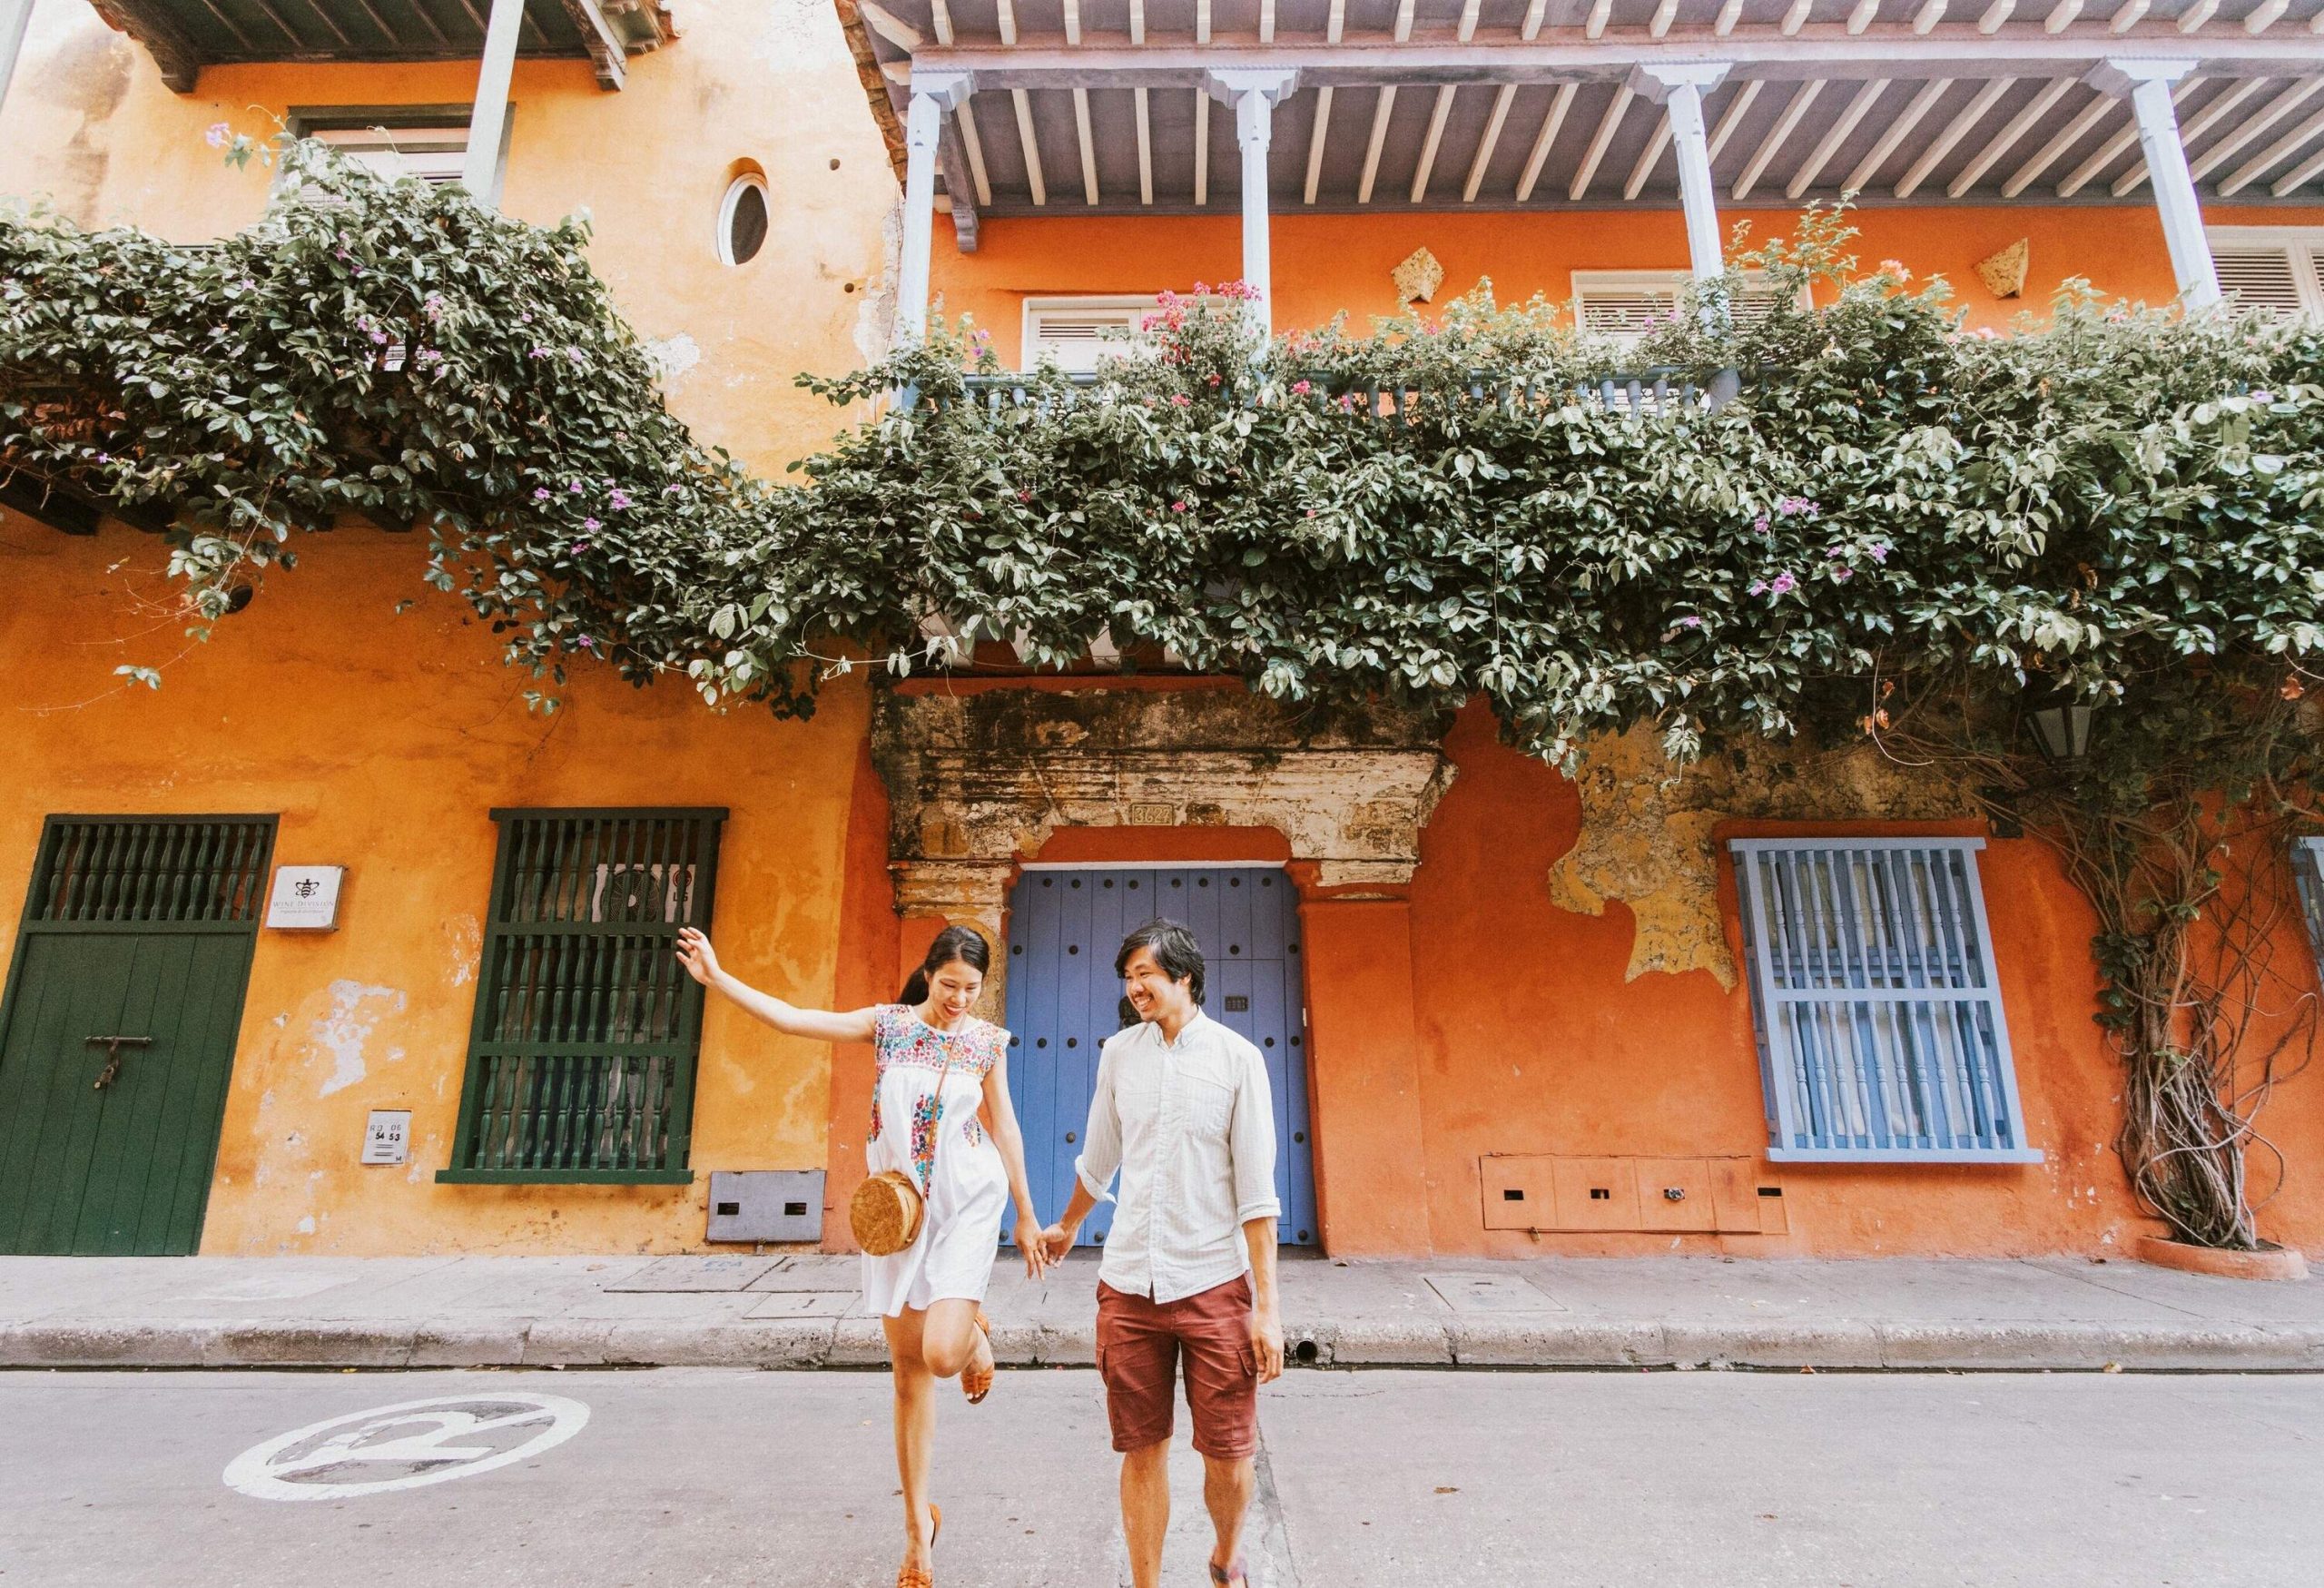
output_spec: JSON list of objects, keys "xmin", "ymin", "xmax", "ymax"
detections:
[
  {"xmin": 883, "ymin": 1311, "xmax": 940, "ymax": 1575},
  {"xmin": 919, "ymin": 1296, "xmax": 990, "ymax": 1382}
]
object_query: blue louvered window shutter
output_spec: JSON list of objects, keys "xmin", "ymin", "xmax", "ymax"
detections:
[
  {"xmin": 2294, "ymin": 839, "xmax": 2324, "ymax": 981},
  {"xmin": 1730, "ymin": 839, "xmax": 2043, "ymax": 1164}
]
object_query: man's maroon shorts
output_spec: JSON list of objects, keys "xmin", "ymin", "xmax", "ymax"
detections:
[{"xmin": 1095, "ymin": 1274, "xmax": 1259, "ymax": 1460}]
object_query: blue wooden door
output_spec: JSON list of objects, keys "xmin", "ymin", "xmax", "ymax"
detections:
[{"xmin": 1003, "ymin": 866, "xmax": 1316, "ymax": 1248}]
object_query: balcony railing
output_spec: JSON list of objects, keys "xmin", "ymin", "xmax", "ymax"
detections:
[{"xmin": 899, "ymin": 366, "xmax": 1744, "ymax": 423}]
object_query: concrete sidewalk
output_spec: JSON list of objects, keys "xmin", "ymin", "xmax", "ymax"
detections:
[{"xmin": 4, "ymin": 1251, "xmax": 2321, "ymax": 1372}]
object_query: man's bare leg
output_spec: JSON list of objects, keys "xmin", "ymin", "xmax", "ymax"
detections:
[
  {"xmin": 1203, "ymin": 1453, "xmax": 1256, "ymax": 1577},
  {"xmin": 1120, "ymin": 1437, "xmax": 1172, "ymax": 1588}
]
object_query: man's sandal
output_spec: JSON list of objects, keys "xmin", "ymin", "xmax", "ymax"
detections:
[
  {"xmin": 960, "ymin": 1310, "xmax": 995, "ymax": 1404},
  {"xmin": 895, "ymin": 1504, "xmax": 940, "ymax": 1588},
  {"xmin": 1208, "ymin": 1560, "xmax": 1250, "ymax": 1586}
]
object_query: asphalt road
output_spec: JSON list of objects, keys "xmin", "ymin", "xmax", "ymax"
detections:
[{"xmin": 1, "ymin": 1366, "xmax": 2319, "ymax": 1587}]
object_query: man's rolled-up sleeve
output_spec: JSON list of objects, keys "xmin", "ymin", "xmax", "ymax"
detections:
[
  {"xmin": 1230, "ymin": 1041, "xmax": 1281, "ymax": 1224},
  {"xmin": 1072, "ymin": 1043, "xmax": 1123, "ymax": 1205}
]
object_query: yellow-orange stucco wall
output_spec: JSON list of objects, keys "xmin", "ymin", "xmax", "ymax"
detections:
[
  {"xmin": 0, "ymin": 512, "xmax": 883, "ymax": 1254},
  {"xmin": 0, "ymin": 0, "xmax": 901, "ymax": 476}
]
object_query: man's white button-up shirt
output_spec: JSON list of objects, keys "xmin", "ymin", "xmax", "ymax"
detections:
[{"xmin": 1072, "ymin": 1009, "xmax": 1281, "ymax": 1305}]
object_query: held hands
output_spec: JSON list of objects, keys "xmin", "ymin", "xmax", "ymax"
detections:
[
  {"xmin": 674, "ymin": 927, "xmax": 721, "ymax": 988},
  {"xmin": 1038, "ymin": 1221, "xmax": 1078, "ymax": 1265},
  {"xmin": 1015, "ymin": 1217, "xmax": 1054, "ymax": 1280},
  {"xmin": 1249, "ymin": 1307, "xmax": 1285, "ymax": 1385}
]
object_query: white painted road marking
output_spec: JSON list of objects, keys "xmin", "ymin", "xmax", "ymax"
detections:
[{"xmin": 222, "ymin": 1394, "xmax": 589, "ymax": 1501}]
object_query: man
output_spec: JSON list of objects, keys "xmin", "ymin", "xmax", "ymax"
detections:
[{"xmin": 1042, "ymin": 917, "xmax": 1285, "ymax": 1588}]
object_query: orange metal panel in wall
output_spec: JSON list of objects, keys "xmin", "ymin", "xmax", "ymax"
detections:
[
  {"xmin": 1479, "ymin": 1154, "xmax": 1552, "ymax": 1231},
  {"xmin": 1632, "ymin": 1158, "xmax": 1718, "ymax": 1233},
  {"xmin": 1551, "ymin": 1158, "xmax": 1641, "ymax": 1231}
]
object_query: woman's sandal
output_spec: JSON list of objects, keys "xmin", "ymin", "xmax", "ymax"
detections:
[
  {"xmin": 895, "ymin": 1503, "xmax": 940, "ymax": 1588},
  {"xmin": 960, "ymin": 1310, "xmax": 995, "ymax": 1405},
  {"xmin": 1207, "ymin": 1560, "xmax": 1249, "ymax": 1586}
]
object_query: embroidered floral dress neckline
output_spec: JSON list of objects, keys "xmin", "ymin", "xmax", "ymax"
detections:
[{"xmin": 909, "ymin": 1008, "xmax": 975, "ymax": 1039}]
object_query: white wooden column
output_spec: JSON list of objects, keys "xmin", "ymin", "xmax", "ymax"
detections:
[
  {"xmin": 897, "ymin": 69, "xmax": 975, "ymax": 342},
  {"xmin": 0, "ymin": 0, "xmax": 33, "ymax": 119},
  {"xmin": 460, "ymin": 0, "xmax": 527, "ymax": 205},
  {"xmin": 1207, "ymin": 68, "xmax": 1299, "ymax": 331},
  {"xmin": 2090, "ymin": 58, "xmax": 2220, "ymax": 310},
  {"xmin": 1631, "ymin": 62, "xmax": 1733, "ymax": 281}
]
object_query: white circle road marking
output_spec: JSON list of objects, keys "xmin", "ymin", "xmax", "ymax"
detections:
[{"xmin": 222, "ymin": 1393, "xmax": 590, "ymax": 1502}]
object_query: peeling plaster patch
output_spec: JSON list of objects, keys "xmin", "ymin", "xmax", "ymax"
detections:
[
  {"xmin": 296, "ymin": 1216, "xmax": 317, "ymax": 1235},
  {"xmin": 1546, "ymin": 725, "xmax": 1965, "ymax": 988},
  {"xmin": 643, "ymin": 332, "xmax": 702, "ymax": 389},
  {"xmin": 310, "ymin": 981, "xmax": 409, "ymax": 1098},
  {"xmin": 444, "ymin": 914, "xmax": 482, "ymax": 988}
]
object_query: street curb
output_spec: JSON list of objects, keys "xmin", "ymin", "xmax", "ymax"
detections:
[{"xmin": 6, "ymin": 1317, "xmax": 2321, "ymax": 1370}]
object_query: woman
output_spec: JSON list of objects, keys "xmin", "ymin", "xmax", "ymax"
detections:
[{"xmin": 675, "ymin": 923, "xmax": 1049, "ymax": 1588}]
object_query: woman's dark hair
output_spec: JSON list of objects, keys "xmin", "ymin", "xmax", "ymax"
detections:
[
  {"xmin": 1115, "ymin": 918, "xmax": 1205, "ymax": 1005},
  {"xmin": 900, "ymin": 924, "xmax": 992, "ymax": 1005}
]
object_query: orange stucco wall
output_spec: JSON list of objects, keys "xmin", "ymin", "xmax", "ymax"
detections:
[
  {"xmin": 931, "ymin": 203, "xmax": 2324, "ymax": 363},
  {"xmin": 6, "ymin": 3, "xmax": 2322, "ymax": 1260},
  {"xmin": 0, "ymin": 513, "xmax": 879, "ymax": 1254}
]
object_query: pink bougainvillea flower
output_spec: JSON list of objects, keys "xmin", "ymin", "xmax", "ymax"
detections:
[
  {"xmin": 582, "ymin": 517, "xmax": 601, "ymax": 531},
  {"xmin": 1753, "ymin": 515, "xmax": 1771, "ymax": 535},
  {"xmin": 1748, "ymin": 580, "xmax": 1768, "ymax": 596},
  {"xmin": 1770, "ymin": 572, "xmax": 1797, "ymax": 596},
  {"xmin": 1869, "ymin": 543, "xmax": 1892, "ymax": 563},
  {"xmin": 1834, "ymin": 567, "xmax": 1853, "ymax": 581},
  {"xmin": 533, "ymin": 488, "xmax": 552, "ymax": 501},
  {"xmin": 1292, "ymin": 380, "xmax": 1312, "ymax": 395},
  {"xmin": 576, "ymin": 636, "xmax": 595, "ymax": 649},
  {"xmin": 1678, "ymin": 615, "xmax": 1703, "ymax": 629},
  {"xmin": 1170, "ymin": 500, "xmax": 1188, "ymax": 512}
]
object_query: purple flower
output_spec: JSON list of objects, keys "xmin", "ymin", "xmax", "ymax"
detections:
[
  {"xmin": 571, "ymin": 541, "xmax": 589, "ymax": 553},
  {"xmin": 530, "ymin": 347, "xmax": 550, "ymax": 360},
  {"xmin": 1752, "ymin": 515, "xmax": 1771, "ymax": 536},
  {"xmin": 1775, "ymin": 496, "xmax": 1818, "ymax": 518},
  {"xmin": 665, "ymin": 484, "xmax": 684, "ymax": 496},
  {"xmin": 567, "ymin": 349, "xmax": 585, "ymax": 365},
  {"xmin": 1748, "ymin": 580, "xmax": 1768, "ymax": 596},
  {"xmin": 568, "ymin": 482, "xmax": 585, "ymax": 494},
  {"xmin": 582, "ymin": 517, "xmax": 601, "ymax": 531},
  {"xmin": 533, "ymin": 488, "xmax": 551, "ymax": 501},
  {"xmin": 608, "ymin": 489, "xmax": 633, "ymax": 510},
  {"xmin": 204, "ymin": 123, "xmax": 231, "ymax": 149},
  {"xmin": 1770, "ymin": 572, "xmax": 1797, "ymax": 596},
  {"xmin": 1869, "ymin": 543, "xmax": 1891, "ymax": 563},
  {"xmin": 575, "ymin": 636, "xmax": 595, "ymax": 650},
  {"xmin": 1834, "ymin": 567, "xmax": 1853, "ymax": 581},
  {"xmin": 2252, "ymin": 390, "xmax": 2276, "ymax": 403},
  {"xmin": 1678, "ymin": 615, "xmax": 1702, "ymax": 629}
]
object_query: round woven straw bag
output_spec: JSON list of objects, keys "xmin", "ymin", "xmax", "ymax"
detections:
[{"xmin": 851, "ymin": 1169, "xmax": 926, "ymax": 1257}]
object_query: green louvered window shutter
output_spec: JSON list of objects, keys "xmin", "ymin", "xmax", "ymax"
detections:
[{"xmin": 439, "ymin": 809, "xmax": 725, "ymax": 1185}]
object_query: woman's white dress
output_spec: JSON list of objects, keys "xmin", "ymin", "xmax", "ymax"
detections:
[{"xmin": 862, "ymin": 1003, "xmax": 1010, "ymax": 1317}]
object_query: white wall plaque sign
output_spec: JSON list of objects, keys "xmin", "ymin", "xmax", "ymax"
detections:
[
  {"xmin": 265, "ymin": 864, "xmax": 345, "ymax": 930},
  {"xmin": 361, "ymin": 1110, "xmax": 411, "ymax": 1166}
]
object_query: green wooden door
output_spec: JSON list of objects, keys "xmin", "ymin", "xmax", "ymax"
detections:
[{"xmin": 0, "ymin": 817, "xmax": 273, "ymax": 1255}]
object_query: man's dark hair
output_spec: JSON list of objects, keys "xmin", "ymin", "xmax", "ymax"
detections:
[{"xmin": 1116, "ymin": 917, "xmax": 1206, "ymax": 1005}]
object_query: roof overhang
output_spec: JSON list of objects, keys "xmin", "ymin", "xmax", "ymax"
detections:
[
  {"xmin": 839, "ymin": 0, "xmax": 2324, "ymax": 239},
  {"xmin": 89, "ymin": 0, "xmax": 677, "ymax": 93}
]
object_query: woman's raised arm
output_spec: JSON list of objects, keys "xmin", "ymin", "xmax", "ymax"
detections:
[{"xmin": 675, "ymin": 927, "xmax": 880, "ymax": 1045}]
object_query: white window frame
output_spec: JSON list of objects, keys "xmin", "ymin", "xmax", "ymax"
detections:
[
  {"xmin": 1570, "ymin": 269, "xmax": 1798, "ymax": 345},
  {"xmin": 1730, "ymin": 837, "xmax": 2043, "ymax": 1165},
  {"xmin": 282, "ymin": 104, "xmax": 510, "ymax": 205},
  {"xmin": 2293, "ymin": 838, "xmax": 2324, "ymax": 981},
  {"xmin": 716, "ymin": 173, "xmax": 771, "ymax": 268},
  {"xmin": 2204, "ymin": 226, "xmax": 2324, "ymax": 321},
  {"xmin": 1020, "ymin": 296, "xmax": 1160, "ymax": 372}
]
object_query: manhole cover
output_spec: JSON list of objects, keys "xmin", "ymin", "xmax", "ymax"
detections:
[{"xmin": 223, "ymin": 1394, "xmax": 589, "ymax": 1501}]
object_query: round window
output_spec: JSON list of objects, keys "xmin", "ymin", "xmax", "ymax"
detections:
[{"xmin": 718, "ymin": 174, "xmax": 770, "ymax": 267}]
